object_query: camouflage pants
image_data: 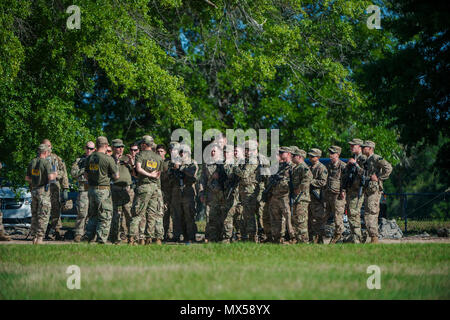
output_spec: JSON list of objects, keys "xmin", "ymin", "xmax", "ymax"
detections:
[
  {"xmin": 130, "ymin": 183, "xmax": 164, "ymax": 240},
  {"xmin": 233, "ymin": 203, "xmax": 243, "ymax": 239},
  {"xmin": 268, "ymin": 195, "xmax": 294, "ymax": 242},
  {"xmin": 240, "ymin": 192, "xmax": 258, "ymax": 240},
  {"xmin": 309, "ymin": 198, "xmax": 327, "ymax": 238},
  {"xmin": 364, "ymin": 190, "xmax": 382, "ymax": 237},
  {"xmin": 109, "ymin": 185, "xmax": 134, "ymax": 243},
  {"xmin": 324, "ymin": 192, "xmax": 346, "ymax": 237},
  {"xmin": 172, "ymin": 191, "xmax": 197, "ymax": 242},
  {"xmin": 223, "ymin": 193, "xmax": 239, "ymax": 240},
  {"xmin": 48, "ymin": 183, "xmax": 63, "ymax": 233},
  {"xmin": 346, "ymin": 191, "xmax": 364, "ymax": 242},
  {"xmin": 74, "ymin": 190, "xmax": 89, "ymax": 236},
  {"xmin": 85, "ymin": 188, "xmax": 113, "ymax": 243},
  {"xmin": 30, "ymin": 186, "xmax": 51, "ymax": 238},
  {"xmin": 162, "ymin": 191, "xmax": 173, "ymax": 240},
  {"xmin": 206, "ymin": 198, "xmax": 227, "ymax": 242},
  {"xmin": 292, "ymin": 200, "xmax": 310, "ymax": 242}
]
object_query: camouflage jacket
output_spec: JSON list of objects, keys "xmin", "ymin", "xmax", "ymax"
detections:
[
  {"xmin": 364, "ymin": 153, "xmax": 392, "ymax": 193},
  {"xmin": 342, "ymin": 152, "xmax": 367, "ymax": 192},
  {"xmin": 309, "ymin": 161, "xmax": 328, "ymax": 200},
  {"xmin": 71, "ymin": 155, "xmax": 88, "ymax": 185},
  {"xmin": 326, "ymin": 159, "xmax": 346, "ymax": 194},
  {"xmin": 48, "ymin": 153, "xmax": 69, "ymax": 189},
  {"xmin": 199, "ymin": 163, "xmax": 226, "ymax": 202},
  {"xmin": 169, "ymin": 159, "xmax": 198, "ymax": 197},
  {"xmin": 292, "ymin": 161, "xmax": 313, "ymax": 202},
  {"xmin": 271, "ymin": 161, "xmax": 294, "ymax": 197}
]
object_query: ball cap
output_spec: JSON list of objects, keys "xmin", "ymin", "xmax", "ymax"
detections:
[
  {"xmin": 112, "ymin": 139, "xmax": 125, "ymax": 147},
  {"xmin": 96, "ymin": 136, "xmax": 109, "ymax": 145},
  {"xmin": 328, "ymin": 145, "xmax": 342, "ymax": 154},
  {"xmin": 307, "ymin": 148, "xmax": 322, "ymax": 158},
  {"xmin": 37, "ymin": 144, "xmax": 49, "ymax": 153},
  {"xmin": 140, "ymin": 135, "xmax": 154, "ymax": 146},
  {"xmin": 362, "ymin": 140, "xmax": 376, "ymax": 148},
  {"xmin": 348, "ymin": 138, "xmax": 363, "ymax": 146},
  {"xmin": 279, "ymin": 146, "xmax": 292, "ymax": 154}
]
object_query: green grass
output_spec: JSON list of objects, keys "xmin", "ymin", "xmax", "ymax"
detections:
[{"xmin": 1, "ymin": 243, "xmax": 449, "ymax": 299}]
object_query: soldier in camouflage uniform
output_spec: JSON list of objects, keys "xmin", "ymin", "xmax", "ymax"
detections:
[
  {"xmin": 221, "ymin": 144, "xmax": 240, "ymax": 243},
  {"xmin": 0, "ymin": 162, "xmax": 11, "ymax": 241},
  {"xmin": 290, "ymin": 147, "xmax": 313, "ymax": 243},
  {"xmin": 128, "ymin": 135, "xmax": 164, "ymax": 245},
  {"xmin": 267, "ymin": 146, "xmax": 295, "ymax": 244},
  {"xmin": 340, "ymin": 138, "xmax": 367, "ymax": 243},
  {"xmin": 233, "ymin": 140, "xmax": 264, "ymax": 243},
  {"xmin": 169, "ymin": 145, "xmax": 198, "ymax": 242},
  {"xmin": 41, "ymin": 139, "xmax": 69, "ymax": 240},
  {"xmin": 361, "ymin": 140, "xmax": 392, "ymax": 243},
  {"xmin": 307, "ymin": 148, "xmax": 328, "ymax": 244},
  {"xmin": 324, "ymin": 146, "xmax": 347, "ymax": 244},
  {"xmin": 199, "ymin": 143, "xmax": 227, "ymax": 242},
  {"xmin": 25, "ymin": 144, "xmax": 56, "ymax": 244},
  {"xmin": 109, "ymin": 139, "xmax": 135, "ymax": 244},
  {"xmin": 257, "ymin": 150, "xmax": 271, "ymax": 243},
  {"xmin": 156, "ymin": 144, "xmax": 173, "ymax": 241},
  {"xmin": 85, "ymin": 136, "xmax": 119, "ymax": 244},
  {"xmin": 71, "ymin": 141, "xmax": 95, "ymax": 242}
]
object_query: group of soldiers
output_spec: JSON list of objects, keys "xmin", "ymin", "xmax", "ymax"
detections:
[{"xmin": 0, "ymin": 135, "xmax": 393, "ymax": 245}]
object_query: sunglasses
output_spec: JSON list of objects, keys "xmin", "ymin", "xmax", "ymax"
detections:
[
  {"xmin": 85, "ymin": 147, "xmax": 95, "ymax": 150},
  {"xmin": 130, "ymin": 148, "xmax": 139, "ymax": 152},
  {"xmin": 107, "ymin": 150, "xmax": 112, "ymax": 153}
]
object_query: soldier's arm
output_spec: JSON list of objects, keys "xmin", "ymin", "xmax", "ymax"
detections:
[
  {"xmin": 109, "ymin": 158, "xmax": 120, "ymax": 180},
  {"xmin": 310, "ymin": 167, "xmax": 327, "ymax": 188},
  {"xmin": 376, "ymin": 158, "xmax": 393, "ymax": 181},
  {"xmin": 57, "ymin": 157, "xmax": 70, "ymax": 188},
  {"xmin": 25, "ymin": 163, "xmax": 32, "ymax": 183},
  {"xmin": 70, "ymin": 159, "xmax": 83, "ymax": 179}
]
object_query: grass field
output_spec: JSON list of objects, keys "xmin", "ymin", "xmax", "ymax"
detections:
[{"xmin": 1, "ymin": 243, "xmax": 449, "ymax": 299}]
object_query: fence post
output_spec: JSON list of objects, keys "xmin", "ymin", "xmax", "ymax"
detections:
[{"xmin": 402, "ymin": 194, "xmax": 408, "ymax": 234}]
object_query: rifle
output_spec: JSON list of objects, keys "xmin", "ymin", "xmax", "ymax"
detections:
[
  {"xmin": 261, "ymin": 162, "xmax": 288, "ymax": 202},
  {"xmin": 225, "ymin": 163, "xmax": 246, "ymax": 200},
  {"xmin": 310, "ymin": 188, "xmax": 322, "ymax": 202},
  {"xmin": 342, "ymin": 154, "xmax": 358, "ymax": 190},
  {"xmin": 169, "ymin": 167, "xmax": 185, "ymax": 195},
  {"xmin": 356, "ymin": 164, "xmax": 369, "ymax": 208}
]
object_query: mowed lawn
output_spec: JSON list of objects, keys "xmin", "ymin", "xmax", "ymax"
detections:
[{"xmin": 0, "ymin": 243, "xmax": 449, "ymax": 299}]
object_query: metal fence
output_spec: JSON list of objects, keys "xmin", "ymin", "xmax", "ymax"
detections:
[{"xmin": 384, "ymin": 190, "xmax": 450, "ymax": 233}]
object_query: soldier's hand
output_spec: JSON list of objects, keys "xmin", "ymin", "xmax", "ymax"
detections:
[
  {"xmin": 338, "ymin": 191, "xmax": 345, "ymax": 200},
  {"xmin": 212, "ymin": 172, "xmax": 219, "ymax": 179},
  {"xmin": 174, "ymin": 163, "xmax": 180, "ymax": 169},
  {"xmin": 348, "ymin": 158, "xmax": 356, "ymax": 164},
  {"xmin": 371, "ymin": 174, "xmax": 378, "ymax": 181}
]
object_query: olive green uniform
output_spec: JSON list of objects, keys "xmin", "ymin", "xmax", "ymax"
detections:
[
  {"xmin": 110, "ymin": 154, "xmax": 134, "ymax": 243},
  {"xmin": 363, "ymin": 154, "xmax": 392, "ymax": 238},
  {"xmin": 85, "ymin": 151, "xmax": 118, "ymax": 243},
  {"xmin": 291, "ymin": 162, "xmax": 313, "ymax": 243},
  {"xmin": 160, "ymin": 158, "xmax": 173, "ymax": 240},
  {"xmin": 129, "ymin": 150, "xmax": 164, "ymax": 241},
  {"xmin": 27, "ymin": 157, "xmax": 52, "ymax": 238},
  {"xmin": 324, "ymin": 159, "xmax": 346, "ymax": 238},
  {"xmin": 71, "ymin": 155, "xmax": 90, "ymax": 237},
  {"xmin": 342, "ymin": 153, "xmax": 367, "ymax": 243}
]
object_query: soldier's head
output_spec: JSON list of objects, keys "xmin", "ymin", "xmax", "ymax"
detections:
[
  {"xmin": 42, "ymin": 139, "xmax": 52, "ymax": 153},
  {"xmin": 328, "ymin": 145, "xmax": 341, "ymax": 162},
  {"xmin": 85, "ymin": 141, "xmax": 95, "ymax": 156},
  {"xmin": 96, "ymin": 136, "xmax": 109, "ymax": 153},
  {"xmin": 130, "ymin": 143, "xmax": 139, "ymax": 156},
  {"xmin": 362, "ymin": 141, "xmax": 375, "ymax": 156},
  {"xmin": 348, "ymin": 138, "xmax": 363, "ymax": 154},
  {"xmin": 112, "ymin": 139, "xmax": 125, "ymax": 157},
  {"xmin": 279, "ymin": 147, "xmax": 292, "ymax": 162},
  {"xmin": 140, "ymin": 135, "xmax": 154, "ymax": 151},
  {"xmin": 215, "ymin": 133, "xmax": 227, "ymax": 149},
  {"xmin": 156, "ymin": 144, "xmax": 167, "ymax": 159},
  {"xmin": 223, "ymin": 145, "xmax": 235, "ymax": 162},
  {"xmin": 307, "ymin": 148, "xmax": 322, "ymax": 165},
  {"xmin": 290, "ymin": 146, "xmax": 306, "ymax": 164},
  {"xmin": 37, "ymin": 144, "xmax": 50, "ymax": 158},
  {"xmin": 244, "ymin": 140, "xmax": 258, "ymax": 159}
]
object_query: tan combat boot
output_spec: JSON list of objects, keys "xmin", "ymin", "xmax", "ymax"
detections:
[
  {"xmin": 73, "ymin": 235, "xmax": 82, "ymax": 243},
  {"xmin": 221, "ymin": 239, "xmax": 230, "ymax": 244},
  {"xmin": 138, "ymin": 238, "xmax": 145, "ymax": 245},
  {"xmin": 155, "ymin": 239, "xmax": 162, "ymax": 245},
  {"xmin": 145, "ymin": 238, "xmax": 152, "ymax": 245},
  {"xmin": 371, "ymin": 236, "xmax": 379, "ymax": 244},
  {"xmin": 312, "ymin": 235, "xmax": 319, "ymax": 244},
  {"xmin": 128, "ymin": 237, "xmax": 136, "ymax": 246},
  {"xmin": 35, "ymin": 237, "xmax": 44, "ymax": 245},
  {"xmin": 0, "ymin": 231, "xmax": 11, "ymax": 241},
  {"xmin": 329, "ymin": 234, "xmax": 342, "ymax": 244}
]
